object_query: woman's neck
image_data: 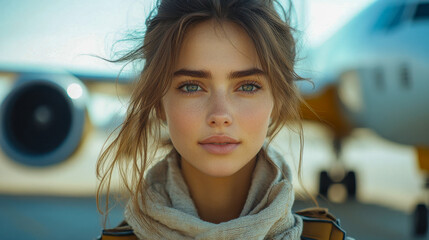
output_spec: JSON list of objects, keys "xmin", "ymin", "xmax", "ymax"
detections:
[{"xmin": 180, "ymin": 157, "xmax": 257, "ymax": 224}]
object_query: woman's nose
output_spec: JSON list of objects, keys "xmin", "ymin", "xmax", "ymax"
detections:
[{"xmin": 206, "ymin": 94, "xmax": 232, "ymax": 127}]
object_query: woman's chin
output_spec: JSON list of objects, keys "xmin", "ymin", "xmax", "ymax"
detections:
[{"xmin": 198, "ymin": 163, "xmax": 244, "ymax": 178}]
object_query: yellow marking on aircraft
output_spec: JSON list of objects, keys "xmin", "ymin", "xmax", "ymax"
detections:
[
  {"xmin": 417, "ymin": 146, "xmax": 429, "ymax": 173},
  {"xmin": 301, "ymin": 84, "xmax": 353, "ymax": 139}
]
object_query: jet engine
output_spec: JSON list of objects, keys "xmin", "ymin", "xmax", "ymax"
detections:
[{"xmin": 0, "ymin": 73, "xmax": 88, "ymax": 166}]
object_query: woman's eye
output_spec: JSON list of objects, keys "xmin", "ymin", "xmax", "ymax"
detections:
[
  {"xmin": 179, "ymin": 83, "xmax": 202, "ymax": 93},
  {"xmin": 238, "ymin": 83, "xmax": 261, "ymax": 93}
]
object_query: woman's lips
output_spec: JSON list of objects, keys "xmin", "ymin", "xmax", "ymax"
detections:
[{"xmin": 198, "ymin": 135, "xmax": 240, "ymax": 154}]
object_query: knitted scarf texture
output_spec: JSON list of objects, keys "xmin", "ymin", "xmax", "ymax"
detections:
[{"xmin": 125, "ymin": 146, "xmax": 303, "ymax": 239}]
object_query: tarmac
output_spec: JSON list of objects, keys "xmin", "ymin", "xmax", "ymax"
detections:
[{"xmin": 0, "ymin": 195, "xmax": 428, "ymax": 240}]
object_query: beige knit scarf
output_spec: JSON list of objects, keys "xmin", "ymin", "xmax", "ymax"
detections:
[{"xmin": 125, "ymin": 146, "xmax": 303, "ymax": 239}]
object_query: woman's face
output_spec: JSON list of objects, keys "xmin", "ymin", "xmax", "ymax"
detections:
[{"xmin": 162, "ymin": 20, "xmax": 274, "ymax": 177}]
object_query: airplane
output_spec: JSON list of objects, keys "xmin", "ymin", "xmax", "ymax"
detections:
[{"xmin": 296, "ymin": 0, "xmax": 429, "ymax": 236}]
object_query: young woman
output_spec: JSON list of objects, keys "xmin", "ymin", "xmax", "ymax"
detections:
[{"xmin": 97, "ymin": 0, "xmax": 349, "ymax": 239}]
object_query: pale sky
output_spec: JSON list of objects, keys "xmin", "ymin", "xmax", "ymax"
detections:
[
  {"xmin": 294, "ymin": 0, "xmax": 376, "ymax": 47},
  {"xmin": 0, "ymin": 0, "xmax": 376, "ymax": 72}
]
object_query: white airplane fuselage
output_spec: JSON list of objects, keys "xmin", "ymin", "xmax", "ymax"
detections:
[{"xmin": 305, "ymin": 0, "xmax": 429, "ymax": 146}]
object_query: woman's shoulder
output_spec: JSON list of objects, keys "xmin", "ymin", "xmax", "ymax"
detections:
[
  {"xmin": 97, "ymin": 221, "xmax": 137, "ymax": 240},
  {"xmin": 296, "ymin": 207, "xmax": 354, "ymax": 240}
]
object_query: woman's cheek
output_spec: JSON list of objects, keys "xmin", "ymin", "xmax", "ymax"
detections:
[
  {"xmin": 238, "ymin": 99, "xmax": 273, "ymax": 129},
  {"xmin": 167, "ymin": 99, "xmax": 205, "ymax": 136}
]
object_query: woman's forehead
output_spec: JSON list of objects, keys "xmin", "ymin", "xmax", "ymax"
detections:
[{"xmin": 175, "ymin": 20, "xmax": 262, "ymax": 72}]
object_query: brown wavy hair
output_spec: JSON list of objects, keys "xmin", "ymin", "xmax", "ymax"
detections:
[{"xmin": 97, "ymin": 0, "xmax": 307, "ymax": 229}]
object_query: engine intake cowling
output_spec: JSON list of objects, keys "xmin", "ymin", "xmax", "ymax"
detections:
[{"xmin": 0, "ymin": 73, "xmax": 88, "ymax": 166}]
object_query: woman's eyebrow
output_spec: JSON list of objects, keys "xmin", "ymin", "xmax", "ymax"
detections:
[
  {"xmin": 173, "ymin": 69, "xmax": 211, "ymax": 78},
  {"xmin": 229, "ymin": 68, "xmax": 265, "ymax": 79},
  {"xmin": 173, "ymin": 68, "xmax": 265, "ymax": 79}
]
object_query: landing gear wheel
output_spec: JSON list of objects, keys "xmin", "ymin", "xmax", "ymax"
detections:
[
  {"xmin": 343, "ymin": 171, "xmax": 356, "ymax": 198},
  {"xmin": 319, "ymin": 171, "xmax": 331, "ymax": 197},
  {"xmin": 414, "ymin": 203, "xmax": 428, "ymax": 236}
]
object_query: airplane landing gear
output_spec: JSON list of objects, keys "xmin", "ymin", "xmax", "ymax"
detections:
[
  {"xmin": 318, "ymin": 170, "xmax": 357, "ymax": 199},
  {"xmin": 319, "ymin": 171, "xmax": 331, "ymax": 197},
  {"xmin": 344, "ymin": 171, "xmax": 357, "ymax": 198},
  {"xmin": 318, "ymin": 138, "xmax": 357, "ymax": 200},
  {"xmin": 413, "ymin": 175, "xmax": 429, "ymax": 236},
  {"xmin": 413, "ymin": 203, "xmax": 428, "ymax": 236}
]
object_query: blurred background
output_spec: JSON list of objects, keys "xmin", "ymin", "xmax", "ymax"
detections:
[{"xmin": 1, "ymin": 0, "xmax": 428, "ymax": 239}]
